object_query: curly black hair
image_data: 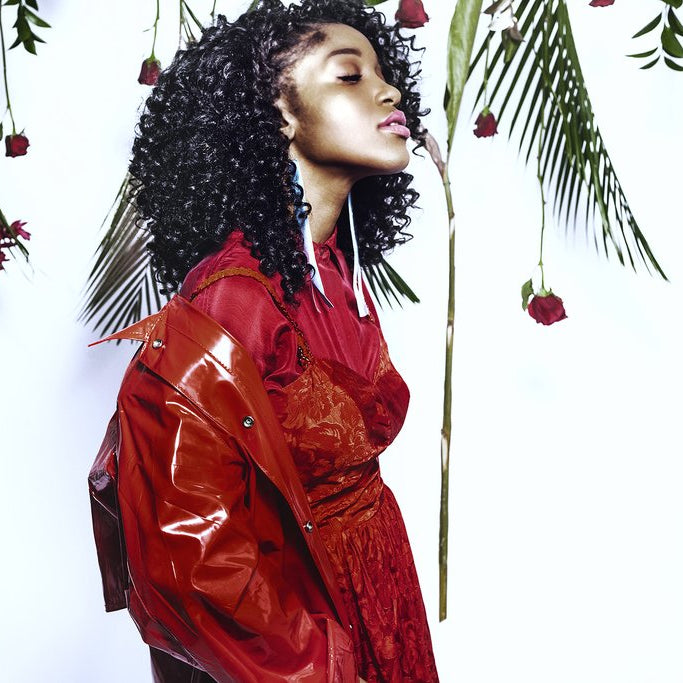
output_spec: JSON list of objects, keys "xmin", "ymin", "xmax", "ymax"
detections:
[{"xmin": 129, "ymin": 0, "xmax": 429, "ymax": 305}]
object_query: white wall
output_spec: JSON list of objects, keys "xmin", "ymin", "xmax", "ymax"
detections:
[{"xmin": 1, "ymin": 1, "xmax": 681, "ymax": 681}]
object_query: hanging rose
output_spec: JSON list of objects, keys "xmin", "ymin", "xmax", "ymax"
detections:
[
  {"xmin": 521, "ymin": 280, "xmax": 568, "ymax": 325},
  {"xmin": 5, "ymin": 132, "xmax": 30, "ymax": 157},
  {"xmin": 527, "ymin": 293, "xmax": 567, "ymax": 325},
  {"xmin": 138, "ymin": 56, "xmax": 161, "ymax": 85},
  {"xmin": 474, "ymin": 107, "xmax": 498, "ymax": 138},
  {"xmin": 589, "ymin": 0, "xmax": 615, "ymax": 6},
  {"xmin": 396, "ymin": 0, "xmax": 430, "ymax": 29}
]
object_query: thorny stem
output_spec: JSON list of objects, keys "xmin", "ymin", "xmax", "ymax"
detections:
[{"xmin": 0, "ymin": 2, "xmax": 17, "ymax": 135}]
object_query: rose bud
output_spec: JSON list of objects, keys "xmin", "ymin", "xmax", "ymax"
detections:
[
  {"xmin": 0, "ymin": 250, "xmax": 8, "ymax": 269},
  {"xmin": 527, "ymin": 293, "xmax": 568, "ymax": 326},
  {"xmin": 396, "ymin": 0, "xmax": 430, "ymax": 29},
  {"xmin": 138, "ymin": 57, "xmax": 161, "ymax": 86},
  {"xmin": 589, "ymin": 0, "xmax": 615, "ymax": 6},
  {"xmin": 474, "ymin": 109, "xmax": 498, "ymax": 138},
  {"xmin": 5, "ymin": 133, "xmax": 30, "ymax": 157}
]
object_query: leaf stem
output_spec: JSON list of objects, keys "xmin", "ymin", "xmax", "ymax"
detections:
[
  {"xmin": 483, "ymin": 31, "xmax": 491, "ymax": 104},
  {"xmin": 0, "ymin": 2, "xmax": 17, "ymax": 135},
  {"xmin": 536, "ymin": 0, "xmax": 551, "ymax": 291},
  {"xmin": 151, "ymin": 0, "xmax": 160, "ymax": 59},
  {"xmin": 439, "ymin": 148, "xmax": 455, "ymax": 624}
]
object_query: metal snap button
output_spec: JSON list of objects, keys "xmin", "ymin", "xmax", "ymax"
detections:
[
  {"xmin": 151, "ymin": 339, "xmax": 163, "ymax": 348},
  {"xmin": 242, "ymin": 415, "xmax": 255, "ymax": 428},
  {"xmin": 303, "ymin": 520, "xmax": 314, "ymax": 533}
]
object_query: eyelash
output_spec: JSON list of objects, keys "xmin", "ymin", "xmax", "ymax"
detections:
[{"xmin": 339, "ymin": 74, "xmax": 362, "ymax": 83}]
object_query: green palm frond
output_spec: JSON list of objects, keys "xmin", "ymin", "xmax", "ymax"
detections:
[
  {"xmin": 469, "ymin": 0, "xmax": 667, "ymax": 279},
  {"xmin": 364, "ymin": 258, "xmax": 421, "ymax": 308},
  {"xmin": 79, "ymin": 172, "xmax": 169, "ymax": 338}
]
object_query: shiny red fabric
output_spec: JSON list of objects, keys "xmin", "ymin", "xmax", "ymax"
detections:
[
  {"xmin": 88, "ymin": 296, "xmax": 357, "ymax": 683},
  {"xmin": 180, "ymin": 226, "xmax": 440, "ymax": 682}
]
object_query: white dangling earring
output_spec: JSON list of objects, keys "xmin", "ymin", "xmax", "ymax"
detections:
[
  {"xmin": 291, "ymin": 158, "xmax": 333, "ymax": 312},
  {"xmin": 347, "ymin": 191, "xmax": 370, "ymax": 318}
]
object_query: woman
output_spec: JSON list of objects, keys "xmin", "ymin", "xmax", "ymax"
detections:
[{"xmin": 114, "ymin": 0, "xmax": 438, "ymax": 680}]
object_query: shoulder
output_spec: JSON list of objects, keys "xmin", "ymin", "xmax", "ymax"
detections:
[
  {"xmin": 181, "ymin": 229, "xmax": 265, "ymax": 296},
  {"xmin": 179, "ymin": 230, "xmax": 296, "ymax": 375}
]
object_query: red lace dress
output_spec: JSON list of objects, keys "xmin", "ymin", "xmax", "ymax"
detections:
[{"xmin": 181, "ymin": 225, "xmax": 439, "ymax": 683}]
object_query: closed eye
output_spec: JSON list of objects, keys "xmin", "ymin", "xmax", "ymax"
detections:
[{"xmin": 338, "ymin": 74, "xmax": 362, "ymax": 82}]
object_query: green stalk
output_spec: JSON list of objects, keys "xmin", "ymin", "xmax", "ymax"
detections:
[
  {"xmin": 537, "ymin": 125, "xmax": 547, "ymax": 290},
  {"xmin": 151, "ymin": 0, "xmax": 160, "ymax": 59},
  {"xmin": 438, "ymin": 150, "xmax": 455, "ymax": 623},
  {"xmin": 439, "ymin": 0, "xmax": 484, "ymax": 622},
  {"xmin": 537, "ymin": 1, "xmax": 549, "ymax": 291},
  {"xmin": 0, "ymin": 2, "xmax": 17, "ymax": 134}
]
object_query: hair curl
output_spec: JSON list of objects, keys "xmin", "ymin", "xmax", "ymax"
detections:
[{"xmin": 129, "ymin": 0, "xmax": 429, "ymax": 304}]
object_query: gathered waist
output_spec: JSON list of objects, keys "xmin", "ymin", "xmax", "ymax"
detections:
[{"xmin": 305, "ymin": 457, "xmax": 385, "ymax": 530}]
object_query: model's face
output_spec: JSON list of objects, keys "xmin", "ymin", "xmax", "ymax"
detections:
[{"xmin": 276, "ymin": 24, "xmax": 410, "ymax": 180}]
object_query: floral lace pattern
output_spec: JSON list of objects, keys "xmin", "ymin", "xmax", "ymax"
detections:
[{"xmin": 272, "ymin": 340, "xmax": 440, "ymax": 682}]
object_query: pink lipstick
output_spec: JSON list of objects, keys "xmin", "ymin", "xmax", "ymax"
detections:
[{"xmin": 379, "ymin": 110, "xmax": 410, "ymax": 139}]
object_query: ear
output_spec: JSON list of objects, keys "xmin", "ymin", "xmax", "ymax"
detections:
[{"xmin": 274, "ymin": 96, "xmax": 297, "ymax": 142}]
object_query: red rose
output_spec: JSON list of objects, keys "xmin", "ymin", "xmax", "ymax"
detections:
[
  {"xmin": 474, "ymin": 110, "xmax": 498, "ymax": 138},
  {"xmin": 527, "ymin": 293, "xmax": 568, "ymax": 325},
  {"xmin": 5, "ymin": 133, "xmax": 30, "ymax": 157},
  {"xmin": 138, "ymin": 57, "xmax": 161, "ymax": 85},
  {"xmin": 0, "ymin": 250, "xmax": 8, "ymax": 269},
  {"xmin": 589, "ymin": 0, "xmax": 615, "ymax": 6},
  {"xmin": 396, "ymin": 0, "xmax": 429, "ymax": 29}
]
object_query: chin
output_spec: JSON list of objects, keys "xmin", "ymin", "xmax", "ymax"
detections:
[
  {"xmin": 385, "ymin": 155, "xmax": 411, "ymax": 174},
  {"xmin": 376, "ymin": 152, "xmax": 411, "ymax": 175}
]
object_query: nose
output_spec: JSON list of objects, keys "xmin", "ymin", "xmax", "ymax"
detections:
[{"xmin": 376, "ymin": 78, "xmax": 402, "ymax": 107}]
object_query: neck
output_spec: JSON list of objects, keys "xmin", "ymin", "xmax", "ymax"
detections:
[{"xmin": 294, "ymin": 159, "xmax": 357, "ymax": 244}]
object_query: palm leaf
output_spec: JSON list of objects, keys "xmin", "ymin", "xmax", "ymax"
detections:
[
  {"xmin": 364, "ymin": 258, "xmax": 421, "ymax": 308},
  {"xmin": 469, "ymin": 0, "xmax": 667, "ymax": 279},
  {"xmin": 78, "ymin": 172, "xmax": 169, "ymax": 338}
]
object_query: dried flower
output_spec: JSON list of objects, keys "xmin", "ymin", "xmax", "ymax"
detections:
[
  {"xmin": 5, "ymin": 133, "xmax": 30, "ymax": 157},
  {"xmin": 10, "ymin": 220, "xmax": 30, "ymax": 241},
  {"xmin": 589, "ymin": 0, "xmax": 615, "ymax": 7},
  {"xmin": 474, "ymin": 108, "xmax": 498, "ymax": 138},
  {"xmin": 138, "ymin": 57, "xmax": 161, "ymax": 86},
  {"xmin": 396, "ymin": 0, "xmax": 430, "ymax": 29}
]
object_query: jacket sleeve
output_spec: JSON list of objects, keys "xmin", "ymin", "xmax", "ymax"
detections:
[{"xmin": 116, "ymin": 367, "xmax": 357, "ymax": 683}]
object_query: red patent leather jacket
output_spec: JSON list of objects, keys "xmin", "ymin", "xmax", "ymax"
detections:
[{"xmin": 88, "ymin": 293, "xmax": 357, "ymax": 683}]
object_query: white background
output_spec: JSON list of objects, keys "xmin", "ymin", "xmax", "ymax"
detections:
[{"xmin": 1, "ymin": 1, "xmax": 681, "ymax": 681}]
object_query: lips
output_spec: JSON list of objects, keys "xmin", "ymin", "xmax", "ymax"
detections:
[{"xmin": 379, "ymin": 110, "xmax": 411, "ymax": 139}]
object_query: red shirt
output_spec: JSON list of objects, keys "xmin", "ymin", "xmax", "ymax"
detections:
[{"xmin": 180, "ymin": 224, "xmax": 387, "ymax": 400}]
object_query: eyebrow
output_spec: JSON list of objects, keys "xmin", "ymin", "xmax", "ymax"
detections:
[
  {"xmin": 325, "ymin": 47, "xmax": 363, "ymax": 60},
  {"xmin": 325, "ymin": 47, "xmax": 381, "ymax": 70}
]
